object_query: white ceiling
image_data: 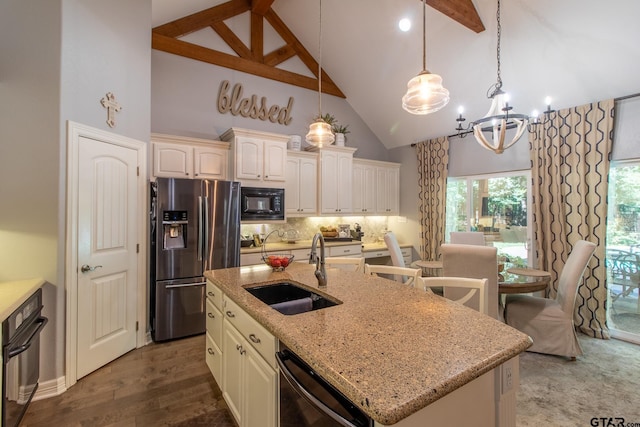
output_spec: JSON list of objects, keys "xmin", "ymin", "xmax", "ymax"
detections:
[{"xmin": 152, "ymin": 0, "xmax": 640, "ymax": 150}]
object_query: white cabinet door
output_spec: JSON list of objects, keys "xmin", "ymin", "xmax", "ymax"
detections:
[
  {"xmin": 320, "ymin": 149, "xmax": 353, "ymax": 214},
  {"xmin": 222, "ymin": 322, "xmax": 244, "ymax": 425},
  {"xmin": 298, "ymin": 156, "xmax": 318, "ymax": 213},
  {"xmin": 376, "ymin": 166, "xmax": 400, "ymax": 214},
  {"xmin": 235, "ymin": 137, "xmax": 264, "ymax": 181},
  {"xmin": 352, "ymin": 161, "xmax": 376, "ymax": 214},
  {"xmin": 194, "ymin": 146, "xmax": 228, "ymax": 179},
  {"xmin": 285, "ymin": 157, "xmax": 300, "ymax": 214},
  {"xmin": 244, "ymin": 343, "xmax": 278, "ymax": 427},
  {"xmin": 262, "ymin": 140, "xmax": 287, "ymax": 182},
  {"xmin": 336, "ymin": 152, "xmax": 353, "ymax": 213},
  {"xmin": 153, "ymin": 142, "xmax": 192, "ymax": 178},
  {"xmin": 286, "ymin": 153, "xmax": 318, "ymax": 215}
]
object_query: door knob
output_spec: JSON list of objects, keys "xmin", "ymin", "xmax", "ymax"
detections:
[{"xmin": 81, "ymin": 264, "xmax": 102, "ymax": 273}]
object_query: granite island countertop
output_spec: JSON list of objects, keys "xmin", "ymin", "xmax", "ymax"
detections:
[
  {"xmin": 205, "ymin": 262, "xmax": 531, "ymax": 425},
  {"xmin": 240, "ymin": 239, "xmax": 412, "ymax": 254}
]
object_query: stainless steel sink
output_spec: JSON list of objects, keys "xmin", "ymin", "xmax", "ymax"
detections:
[{"xmin": 244, "ymin": 282, "xmax": 340, "ymax": 315}]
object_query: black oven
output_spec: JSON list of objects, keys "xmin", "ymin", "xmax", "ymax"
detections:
[
  {"xmin": 2, "ymin": 288, "xmax": 47, "ymax": 427},
  {"xmin": 240, "ymin": 186, "xmax": 285, "ymax": 221}
]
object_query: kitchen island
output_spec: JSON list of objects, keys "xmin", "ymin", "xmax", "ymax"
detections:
[{"xmin": 204, "ymin": 262, "xmax": 531, "ymax": 426}]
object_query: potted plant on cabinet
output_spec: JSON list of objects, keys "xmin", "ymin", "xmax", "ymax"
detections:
[{"xmin": 332, "ymin": 123, "xmax": 350, "ymax": 146}]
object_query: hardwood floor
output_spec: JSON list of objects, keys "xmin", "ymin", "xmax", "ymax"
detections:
[{"xmin": 21, "ymin": 335, "xmax": 236, "ymax": 427}]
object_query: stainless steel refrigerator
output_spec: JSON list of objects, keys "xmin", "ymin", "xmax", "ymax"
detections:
[{"xmin": 150, "ymin": 178, "xmax": 241, "ymax": 341}]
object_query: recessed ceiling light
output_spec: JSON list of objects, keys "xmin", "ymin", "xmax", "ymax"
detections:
[{"xmin": 399, "ymin": 18, "xmax": 411, "ymax": 32}]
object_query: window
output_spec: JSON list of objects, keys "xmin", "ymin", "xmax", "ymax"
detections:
[
  {"xmin": 606, "ymin": 162, "xmax": 640, "ymax": 343},
  {"xmin": 446, "ymin": 171, "xmax": 532, "ymax": 266}
]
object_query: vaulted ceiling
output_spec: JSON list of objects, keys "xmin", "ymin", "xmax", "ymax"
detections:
[{"xmin": 152, "ymin": 0, "xmax": 640, "ymax": 150}]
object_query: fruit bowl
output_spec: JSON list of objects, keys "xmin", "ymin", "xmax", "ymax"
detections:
[{"xmin": 262, "ymin": 254, "xmax": 294, "ymax": 272}]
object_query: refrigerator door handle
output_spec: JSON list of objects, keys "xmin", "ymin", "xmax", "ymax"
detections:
[
  {"xmin": 165, "ymin": 282, "xmax": 206, "ymax": 289},
  {"xmin": 203, "ymin": 195, "xmax": 210, "ymax": 265},
  {"xmin": 197, "ymin": 196, "xmax": 203, "ymax": 261}
]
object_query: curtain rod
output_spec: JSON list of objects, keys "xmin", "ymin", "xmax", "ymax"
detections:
[{"xmin": 410, "ymin": 92, "xmax": 640, "ymax": 147}]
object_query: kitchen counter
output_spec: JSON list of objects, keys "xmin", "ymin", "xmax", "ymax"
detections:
[
  {"xmin": 0, "ymin": 278, "xmax": 45, "ymax": 320},
  {"xmin": 205, "ymin": 263, "xmax": 531, "ymax": 425}
]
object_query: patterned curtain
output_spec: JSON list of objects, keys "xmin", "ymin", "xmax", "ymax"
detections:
[
  {"xmin": 415, "ymin": 137, "xmax": 449, "ymax": 262},
  {"xmin": 529, "ymin": 99, "xmax": 614, "ymax": 339}
]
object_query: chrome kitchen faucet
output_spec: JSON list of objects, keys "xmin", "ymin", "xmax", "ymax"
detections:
[{"xmin": 309, "ymin": 232, "xmax": 327, "ymax": 288}]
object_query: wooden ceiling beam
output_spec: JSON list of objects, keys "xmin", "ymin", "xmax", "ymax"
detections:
[
  {"xmin": 427, "ymin": 0, "xmax": 485, "ymax": 33},
  {"xmin": 153, "ymin": 0, "xmax": 251, "ymax": 38},
  {"xmin": 152, "ymin": 33, "xmax": 345, "ymax": 98},
  {"xmin": 210, "ymin": 21, "xmax": 252, "ymax": 60},
  {"xmin": 251, "ymin": 0, "xmax": 275, "ymax": 16}
]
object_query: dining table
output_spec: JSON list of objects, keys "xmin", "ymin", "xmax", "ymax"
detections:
[{"xmin": 499, "ymin": 267, "xmax": 551, "ymax": 294}]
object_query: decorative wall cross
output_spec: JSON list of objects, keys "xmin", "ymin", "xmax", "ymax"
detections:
[{"xmin": 100, "ymin": 92, "xmax": 122, "ymax": 127}]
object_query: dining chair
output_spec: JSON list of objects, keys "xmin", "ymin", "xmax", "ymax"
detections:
[
  {"xmin": 383, "ymin": 231, "xmax": 406, "ymax": 267},
  {"xmin": 325, "ymin": 256, "xmax": 365, "ymax": 273},
  {"xmin": 419, "ymin": 277, "xmax": 489, "ymax": 315},
  {"xmin": 441, "ymin": 243, "xmax": 499, "ymax": 320},
  {"xmin": 450, "ymin": 231, "xmax": 486, "ymax": 246},
  {"xmin": 504, "ymin": 240, "xmax": 597, "ymax": 359},
  {"xmin": 364, "ymin": 264, "xmax": 421, "ymax": 287}
]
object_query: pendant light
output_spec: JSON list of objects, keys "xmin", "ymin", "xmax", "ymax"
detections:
[
  {"xmin": 305, "ymin": 0, "xmax": 334, "ymax": 147},
  {"xmin": 402, "ymin": 0, "xmax": 450, "ymax": 115},
  {"xmin": 455, "ymin": 0, "xmax": 528, "ymax": 154}
]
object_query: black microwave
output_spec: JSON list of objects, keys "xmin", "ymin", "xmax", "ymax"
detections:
[{"xmin": 240, "ymin": 187, "xmax": 285, "ymax": 221}]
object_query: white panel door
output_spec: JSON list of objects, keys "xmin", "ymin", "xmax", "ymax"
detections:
[{"xmin": 76, "ymin": 136, "xmax": 138, "ymax": 379}]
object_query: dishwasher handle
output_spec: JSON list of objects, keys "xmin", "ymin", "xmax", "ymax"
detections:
[
  {"xmin": 276, "ymin": 350, "xmax": 362, "ymax": 427},
  {"xmin": 6, "ymin": 316, "xmax": 48, "ymax": 359}
]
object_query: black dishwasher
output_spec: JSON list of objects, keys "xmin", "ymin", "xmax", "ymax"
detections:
[{"xmin": 276, "ymin": 344, "xmax": 373, "ymax": 427}]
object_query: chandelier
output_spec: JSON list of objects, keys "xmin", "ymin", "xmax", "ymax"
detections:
[
  {"xmin": 454, "ymin": 0, "xmax": 528, "ymax": 154},
  {"xmin": 401, "ymin": 0, "xmax": 449, "ymax": 115},
  {"xmin": 305, "ymin": 0, "xmax": 334, "ymax": 147}
]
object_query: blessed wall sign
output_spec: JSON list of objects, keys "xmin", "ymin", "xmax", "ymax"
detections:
[{"xmin": 217, "ymin": 80, "xmax": 294, "ymax": 125}]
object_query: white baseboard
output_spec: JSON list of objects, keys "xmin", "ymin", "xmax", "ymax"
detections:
[{"xmin": 33, "ymin": 376, "xmax": 67, "ymax": 401}]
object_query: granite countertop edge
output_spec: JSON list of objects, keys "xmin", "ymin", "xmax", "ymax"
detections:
[{"xmin": 205, "ymin": 264, "xmax": 531, "ymax": 425}]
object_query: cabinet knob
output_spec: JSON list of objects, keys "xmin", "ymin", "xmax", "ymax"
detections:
[
  {"xmin": 185, "ymin": 173, "xmax": 189, "ymax": 176},
  {"xmin": 207, "ymin": 312, "xmax": 215, "ymax": 318},
  {"xmin": 257, "ymin": 174, "xmax": 261, "ymax": 178},
  {"xmin": 208, "ymin": 348, "xmax": 214, "ymax": 355},
  {"xmin": 265, "ymin": 175, "xmax": 269, "ymax": 178},
  {"xmin": 226, "ymin": 310, "xmax": 235, "ymax": 318},
  {"xmin": 249, "ymin": 333, "xmax": 261, "ymax": 344},
  {"xmin": 207, "ymin": 291, "xmax": 215, "ymax": 297}
]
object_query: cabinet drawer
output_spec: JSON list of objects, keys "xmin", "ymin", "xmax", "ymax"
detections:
[
  {"xmin": 206, "ymin": 280, "xmax": 224, "ymax": 311},
  {"xmin": 401, "ymin": 247, "xmax": 412, "ymax": 265},
  {"xmin": 241, "ymin": 252, "xmax": 264, "ymax": 266},
  {"xmin": 365, "ymin": 249, "xmax": 389, "ymax": 259},
  {"xmin": 206, "ymin": 298, "xmax": 223, "ymax": 346},
  {"xmin": 290, "ymin": 248, "xmax": 311, "ymax": 263},
  {"xmin": 206, "ymin": 332, "xmax": 223, "ymax": 386},
  {"xmin": 329, "ymin": 244, "xmax": 362, "ymax": 257},
  {"xmin": 223, "ymin": 296, "xmax": 277, "ymax": 369}
]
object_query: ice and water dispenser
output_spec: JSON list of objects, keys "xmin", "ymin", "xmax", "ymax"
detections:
[{"xmin": 162, "ymin": 210, "xmax": 188, "ymax": 250}]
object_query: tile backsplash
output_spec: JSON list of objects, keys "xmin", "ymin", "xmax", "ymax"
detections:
[{"xmin": 240, "ymin": 216, "xmax": 391, "ymax": 244}]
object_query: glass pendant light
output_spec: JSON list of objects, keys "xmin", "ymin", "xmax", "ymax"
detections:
[
  {"xmin": 305, "ymin": 0, "xmax": 334, "ymax": 146},
  {"xmin": 402, "ymin": 0, "xmax": 449, "ymax": 115}
]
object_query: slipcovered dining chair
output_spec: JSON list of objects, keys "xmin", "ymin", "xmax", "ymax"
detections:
[
  {"xmin": 450, "ymin": 231, "xmax": 486, "ymax": 246},
  {"xmin": 504, "ymin": 240, "xmax": 596, "ymax": 359},
  {"xmin": 384, "ymin": 231, "xmax": 406, "ymax": 267},
  {"xmin": 325, "ymin": 256, "xmax": 365, "ymax": 273},
  {"xmin": 441, "ymin": 243, "xmax": 499, "ymax": 320},
  {"xmin": 364, "ymin": 264, "xmax": 421, "ymax": 287},
  {"xmin": 419, "ymin": 277, "xmax": 489, "ymax": 315}
]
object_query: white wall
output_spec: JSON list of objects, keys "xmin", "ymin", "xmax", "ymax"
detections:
[
  {"xmin": 151, "ymin": 50, "xmax": 390, "ymax": 161},
  {"xmin": 0, "ymin": 0, "xmax": 152, "ymax": 384}
]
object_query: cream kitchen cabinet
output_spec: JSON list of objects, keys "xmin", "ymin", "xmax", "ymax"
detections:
[
  {"xmin": 312, "ymin": 146, "xmax": 356, "ymax": 214},
  {"xmin": 376, "ymin": 164, "xmax": 400, "ymax": 214},
  {"xmin": 220, "ymin": 127, "xmax": 289, "ymax": 186},
  {"xmin": 221, "ymin": 295, "xmax": 278, "ymax": 427},
  {"xmin": 151, "ymin": 133, "xmax": 229, "ymax": 179},
  {"xmin": 285, "ymin": 151, "xmax": 318, "ymax": 215},
  {"xmin": 206, "ymin": 280, "xmax": 224, "ymax": 385},
  {"xmin": 352, "ymin": 160, "xmax": 377, "ymax": 214}
]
